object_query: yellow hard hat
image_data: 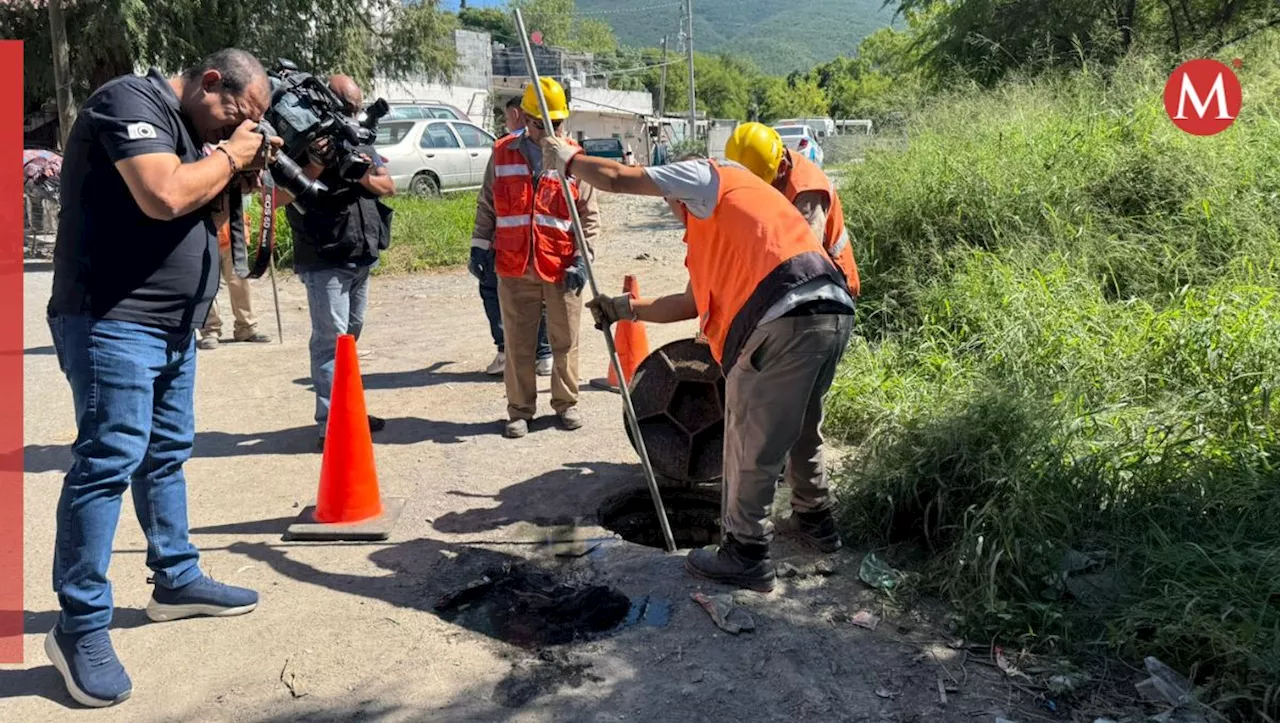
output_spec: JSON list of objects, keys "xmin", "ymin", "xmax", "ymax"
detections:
[
  {"xmin": 725, "ymin": 122, "xmax": 785, "ymax": 184},
  {"xmin": 522, "ymin": 77, "xmax": 570, "ymax": 121}
]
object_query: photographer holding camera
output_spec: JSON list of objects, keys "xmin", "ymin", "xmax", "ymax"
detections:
[
  {"xmin": 275, "ymin": 74, "xmax": 395, "ymax": 448},
  {"xmin": 44, "ymin": 48, "xmax": 280, "ymax": 708}
]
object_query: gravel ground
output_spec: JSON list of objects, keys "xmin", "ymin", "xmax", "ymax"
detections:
[{"xmin": 4, "ymin": 194, "xmax": 1037, "ymax": 722}]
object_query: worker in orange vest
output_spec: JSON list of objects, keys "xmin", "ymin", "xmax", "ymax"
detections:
[
  {"xmin": 198, "ymin": 204, "xmax": 270, "ymax": 349},
  {"xmin": 543, "ymin": 138, "xmax": 855, "ymax": 593},
  {"xmin": 725, "ymin": 122, "xmax": 860, "ymax": 297},
  {"xmin": 471, "ymin": 78, "xmax": 600, "ymax": 439}
]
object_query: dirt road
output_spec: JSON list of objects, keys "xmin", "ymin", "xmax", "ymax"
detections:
[{"xmin": 5, "ymin": 194, "xmax": 1033, "ymax": 722}]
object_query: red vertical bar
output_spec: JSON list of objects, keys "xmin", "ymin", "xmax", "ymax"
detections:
[{"xmin": 0, "ymin": 39, "xmax": 25, "ymax": 664}]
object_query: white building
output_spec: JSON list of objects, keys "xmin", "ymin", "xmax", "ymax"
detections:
[
  {"xmin": 371, "ymin": 29, "xmax": 494, "ymax": 130},
  {"xmin": 565, "ymin": 87, "xmax": 654, "ymax": 156}
]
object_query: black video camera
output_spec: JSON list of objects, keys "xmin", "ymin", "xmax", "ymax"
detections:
[{"xmin": 257, "ymin": 59, "xmax": 390, "ymax": 203}]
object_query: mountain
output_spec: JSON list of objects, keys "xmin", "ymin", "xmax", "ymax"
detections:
[{"xmin": 574, "ymin": 0, "xmax": 898, "ymax": 74}]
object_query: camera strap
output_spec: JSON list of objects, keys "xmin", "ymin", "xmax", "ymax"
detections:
[{"xmin": 229, "ymin": 175, "xmax": 276, "ymax": 280}]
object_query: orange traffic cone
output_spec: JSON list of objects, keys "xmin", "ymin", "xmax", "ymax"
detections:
[
  {"xmin": 590, "ymin": 275, "xmax": 651, "ymax": 393},
  {"xmin": 285, "ymin": 334, "xmax": 404, "ymax": 541}
]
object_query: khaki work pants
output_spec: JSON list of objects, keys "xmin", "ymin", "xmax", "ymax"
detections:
[
  {"xmin": 201, "ymin": 247, "xmax": 259, "ymax": 340},
  {"xmin": 722, "ymin": 313, "xmax": 854, "ymax": 545},
  {"xmin": 498, "ymin": 274, "xmax": 583, "ymax": 420}
]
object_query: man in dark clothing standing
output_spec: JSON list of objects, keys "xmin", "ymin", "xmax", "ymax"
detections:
[
  {"xmin": 46, "ymin": 49, "xmax": 276, "ymax": 708},
  {"xmin": 282, "ymin": 74, "xmax": 395, "ymax": 447},
  {"xmin": 469, "ymin": 95, "xmax": 552, "ymax": 377}
]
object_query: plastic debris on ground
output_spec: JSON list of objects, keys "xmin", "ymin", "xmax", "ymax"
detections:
[
  {"xmin": 850, "ymin": 610, "xmax": 880, "ymax": 631},
  {"xmin": 690, "ymin": 592, "xmax": 755, "ymax": 634},
  {"xmin": 1135, "ymin": 656, "xmax": 1194, "ymax": 707},
  {"xmin": 858, "ymin": 552, "xmax": 905, "ymax": 590},
  {"xmin": 994, "ymin": 646, "xmax": 1032, "ymax": 681}
]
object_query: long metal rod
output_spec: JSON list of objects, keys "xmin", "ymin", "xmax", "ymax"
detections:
[
  {"xmin": 685, "ymin": 0, "xmax": 698, "ymax": 146},
  {"xmin": 513, "ymin": 9, "xmax": 677, "ymax": 554}
]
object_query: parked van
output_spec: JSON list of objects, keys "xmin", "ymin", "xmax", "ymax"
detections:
[{"xmin": 776, "ymin": 117, "xmax": 836, "ymax": 139}]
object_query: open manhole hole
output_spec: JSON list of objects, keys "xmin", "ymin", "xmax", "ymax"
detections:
[
  {"xmin": 435, "ymin": 566, "xmax": 635, "ymax": 648},
  {"xmin": 598, "ymin": 487, "xmax": 721, "ymax": 550}
]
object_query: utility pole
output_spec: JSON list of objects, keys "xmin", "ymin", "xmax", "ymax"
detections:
[
  {"xmin": 48, "ymin": 0, "xmax": 76, "ymax": 150},
  {"xmin": 685, "ymin": 0, "xmax": 697, "ymax": 148},
  {"xmin": 658, "ymin": 35, "xmax": 668, "ymax": 119}
]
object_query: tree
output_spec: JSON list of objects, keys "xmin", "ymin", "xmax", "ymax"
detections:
[
  {"xmin": 458, "ymin": 6, "xmax": 516, "ymax": 43},
  {"xmin": 889, "ymin": 0, "xmax": 1280, "ymax": 85},
  {"xmin": 9, "ymin": 0, "xmax": 459, "ymax": 124}
]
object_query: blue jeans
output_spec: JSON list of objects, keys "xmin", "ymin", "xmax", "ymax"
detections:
[
  {"xmin": 48, "ymin": 315, "xmax": 204, "ymax": 634},
  {"xmin": 480, "ymin": 260, "xmax": 550, "ymax": 360},
  {"xmin": 300, "ymin": 266, "xmax": 370, "ymax": 431}
]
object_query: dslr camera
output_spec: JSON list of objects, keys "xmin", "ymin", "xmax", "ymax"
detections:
[{"xmin": 258, "ymin": 59, "xmax": 390, "ymax": 203}]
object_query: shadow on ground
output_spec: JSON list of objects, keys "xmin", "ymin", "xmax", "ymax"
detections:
[
  {"xmin": 22, "ymin": 416, "xmax": 497, "ymax": 473},
  {"xmin": 292, "ymin": 361, "xmax": 492, "ymax": 392},
  {"xmin": 432, "ymin": 461, "xmax": 639, "ymax": 535}
]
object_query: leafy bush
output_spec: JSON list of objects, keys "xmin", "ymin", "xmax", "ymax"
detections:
[{"xmin": 830, "ymin": 33, "xmax": 1280, "ymax": 720}]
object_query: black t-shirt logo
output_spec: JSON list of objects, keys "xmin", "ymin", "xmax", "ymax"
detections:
[{"xmin": 126, "ymin": 122, "xmax": 158, "ymax": 140}]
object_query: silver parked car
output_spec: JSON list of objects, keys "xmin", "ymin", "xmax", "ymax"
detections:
[{"xmin": 374, "ymin": 119, "xmax": 496, "ymax": 196}]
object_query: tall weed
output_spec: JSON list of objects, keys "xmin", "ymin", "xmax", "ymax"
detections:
[{"xmin": 831, "ymin": 31, "xmax": 1280, "ymax": 720}]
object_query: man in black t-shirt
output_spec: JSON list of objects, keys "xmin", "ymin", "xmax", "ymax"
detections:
[{"xmin": 45, "ymin": 49, "xmax": 279, "ymax": 708}]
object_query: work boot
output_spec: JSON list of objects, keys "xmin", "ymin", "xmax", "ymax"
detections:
[
  {"xmin": 486, "ymin": 351, "xmax": 506, "ymax": 376},
  {"xmin": 776, "ymin": 508, "xmax": 843, "ymax": 553},
  {"xmin": 504, "ymin": 418, "xmax": 529, "ymax": 439},
  {"xmin": 146, "ymin": 575, "xmax": 259, "ymax": 622},
  {"xmin": 557, "ymin": 407, "xmax": 584, "ymax": 431},
  {"xmin": 197, "ymin": 336, "xmax": 219, "ymax": 351},
  {"xmin": 535, "ymin": 356, "xmax": 553, "ymax": 377},
  {"xmin": 45, "ymin": 627, "xmax": 132, "ymax": 708},
  {"xmin": 685, "ymin": 535, "xmax": 776, "ymax": 593},
  {"xmin": 234, "ymin": 330, "xmax": 272, "ymax": 343}
]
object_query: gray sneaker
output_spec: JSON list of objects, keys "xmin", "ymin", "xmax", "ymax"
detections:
[
  {"xmin": 197, "ymin": 336, "xmax": 219, "ymax": 351},
  {"xmin": 557, "ymin": 407, "xmax": 584, "ymax": 431},
  {"xmin": 535, "ymin": 356, "xmax": 553, "ymax": 376},
  {"xmin": 504, "ymin": 419, "xmax": 529, "ymax": 438}
]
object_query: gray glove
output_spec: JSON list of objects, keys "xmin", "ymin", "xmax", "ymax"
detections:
[
  {"xmin": 586, "ymin": 294, "xmax": 634, "ymax": 330},
  {"xmin": 563, "ymin": 257, "xmax": 587, "ymax": 295}
]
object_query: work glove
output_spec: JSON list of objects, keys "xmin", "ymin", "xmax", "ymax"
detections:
[
  {"xmin": 586, "ymin": 294, "xmax": 634, "ymax": 331},
  {"xmin": 468, "ymin": 244, "xmax": 492, "ymax": 280},
  {"xmin": 563, "ymin": 256, "xmax": 587, "ymax": 295},
  {"xmin": 542, "ymin": 135, "xmax": 582, "ymax": 177}
]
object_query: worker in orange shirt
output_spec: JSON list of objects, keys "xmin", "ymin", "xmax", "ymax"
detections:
[
  {"xmin": 542, "ymin": 138, "xmax": 854, "ymax": 593},
  {"xmin": 198, "ymin": 208, "xmax": 270, "ymax": 349},
  {"xmin": 725, "ymin": 122, "xmax": 860, "ymax": 298}
]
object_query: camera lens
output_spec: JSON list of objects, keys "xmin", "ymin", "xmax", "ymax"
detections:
[{"xmin": 269, "ymin": 153, "xmax": 328, "ymax": 203}]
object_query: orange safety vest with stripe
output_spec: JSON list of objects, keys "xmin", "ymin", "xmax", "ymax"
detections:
[
  {"xmin": 782, "ymin": 150, "xmax": 860, "ymax": 297},
  {"xmin": 684, "ymin": 161, "xmax": 849, "ymax": 372},
  {"xmin": 491, "ymin": 134, "xmax": 582, "ymax": 282},
  {"xmin": 217, "ymin": 212, "xmax": 250, "ymax": 253}
]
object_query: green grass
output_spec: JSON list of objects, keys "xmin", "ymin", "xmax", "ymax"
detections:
[
  {"xmin": 829, "ymin": 34, "xmax": 1280, "ymax": 720},
  {"xmin": 247, "ymin": 192, "xmax": 477, "ymax": 274}
]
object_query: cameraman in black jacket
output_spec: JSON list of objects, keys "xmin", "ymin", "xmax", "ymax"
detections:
[{"xmin": 281, "ymin": 74, "xmax": 395, "ymax": 447}]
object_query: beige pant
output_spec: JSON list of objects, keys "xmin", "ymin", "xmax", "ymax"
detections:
[
  {"xmin": 498, "ymin": 274, "xmax": 582, "ymax": 420},
  {"xmin": 722, "ymin": 313, "xmax": 854, "ymax": 545},
  {"xmin": 201, "ymin": 247, "xmax": 259, "ymax": 340}
]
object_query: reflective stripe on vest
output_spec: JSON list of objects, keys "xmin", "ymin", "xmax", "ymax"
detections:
[
  {"xmin": 684, "ymin": 161, "xmax": 846, "ymax": 372},
  {"xmin": 494, "ymin": 163, "xmax": 528, "ymax": 178},
  {"xmin": 534, "ymin": 214, "xmax": 574, "ymax": 232},
  {"xmin": 490, "ymin": 134, "xmax": 582, "ymax": 282},
  {"xmin": 782, "ymin": 150, "xmax": 861, "ymax": 297}
]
